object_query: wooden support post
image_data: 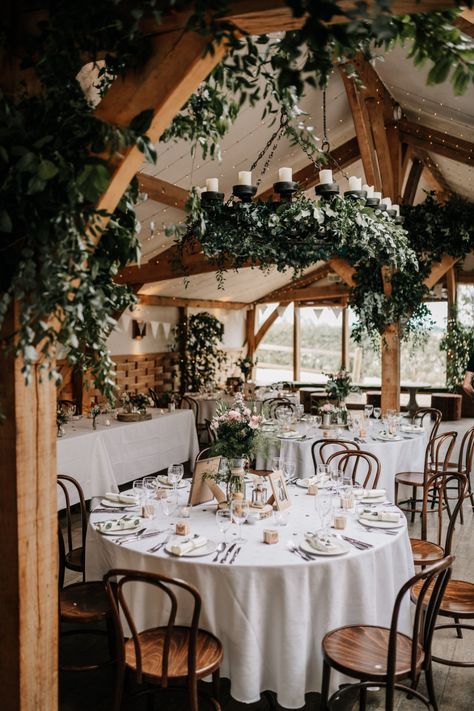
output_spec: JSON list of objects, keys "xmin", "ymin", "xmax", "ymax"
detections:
[
  {"xmin": 341, "ymin": 305, "xmax": 349, "ymax": 371},
  {"xmin": 0, "ymin": 303, "xmax": 58, "ymax": 711},
  {"xmin": 446, "ymin": 266, "xmax": 457, "ymax": 316},
  {"xmin": 381, "ymin": 324, "xmax": 400, "ymax": 412},
  {"xmin": 177, "ymin": 306, "xmax": 188, "ymax": 396},
  {"xmin": 293, "ymin": 304, "xmax": 301, "ymax": 382},
  {"xmin": 246, "ymin": 307, "xmax": 256, "ymax": 361}
]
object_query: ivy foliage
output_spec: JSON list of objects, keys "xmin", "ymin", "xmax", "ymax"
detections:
[
  {"xmin": 440, "ymin": 312, "xmax": 474, "ymax": 391},
  {"xmin": 173, "ymin": 312, "xmax": 227, "ymax": 392}
]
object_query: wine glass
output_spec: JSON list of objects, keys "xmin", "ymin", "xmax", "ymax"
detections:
[
  {"xmin": 364, "ymin": 404, "xmax": 373, "ymax": 419},
  {"xmin": 143, "ymin": 476, "xmax": 158, "ymax": 501},
  {"xmin": 216, "ymin": 509, "xmax": 232, "ymax": 543},
  {"xmin": 230, "ymin": 498, "xmax": 250, "ymax": 542},
  {"xmin": 373, "ymin": 407, "xmax": 381, "ymax": 421},
  {"xmin": 168, "ymin": 464, "xmax": 184, "ymax": 501},
  {"xmin": 282, "ymin": 461, "xmax": 296, "ymax": 482},
  {"xmin": 314, "ymin": 491, "xmax": 333, "ymax": 536}
]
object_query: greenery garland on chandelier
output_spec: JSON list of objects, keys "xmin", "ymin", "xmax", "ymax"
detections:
[{"xmin": 1, "ymin": 0, "xmax": 474, "ymax": 404}]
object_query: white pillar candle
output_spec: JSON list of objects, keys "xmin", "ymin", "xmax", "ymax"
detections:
[
  {"xmin": 278, "ymin": 167, "xmax": 293, "ymax": 182},
  {"xmin": 373, "ymin": 191, "xmax": 382, "ymax": 201},
  {"xmin": 363, "ymin": 184, "xmax": 374, "ymax": 198},
  {"xmin": 392, "ymin": 204, "xmax": 400, "ymax": 216},
  {"xmin": 319, "ymin": 169, "xmax": 333, "ymax": 185},
  {"xmin": 381, "ymin": 197, "xmax": 392, "ymax": 209},
  {"xmin": 238, "ymin": 171, "xmax": 252, "ymax": 186},
  {"xmin": 206, "ymin": 178, "xmax": 219, "ymax": 192},
  {"xmin": 348, "ymin": 176, "xmax": 362, "ymax": 191}
]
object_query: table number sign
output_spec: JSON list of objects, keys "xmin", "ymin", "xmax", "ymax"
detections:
[
  {"xmin": 188, "ymin": 456, "xmax": 226, "ymax": 506},
  {"xmin": 268, "ymin": 470, "xmax": 291, "ymax": 510}
]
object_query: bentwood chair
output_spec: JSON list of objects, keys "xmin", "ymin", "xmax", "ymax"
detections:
[
  {"xmin": 444, "ymin": 424, "xmax": 474, "ymax": 523},
  {"xmin": 413, "ymin": 407, "xmax": 442, "ymax": 441},
  {"xmin": 148, "ymin": 387, "xmax": 160, "ymax": 408},
  {"xmin": 395, "ymin": 430, "xmax": 457, "ymax": 522},
  {"xmin": 311, "ymin": 439, "xmax": 360, "ymax": 476},
  {"xmin": 320, "ymin": 555, "xmax": 454, "ymax": 711},
  {"xmin": 410, "ymin": 472, "xmax": 467, "ymax": 567},
  {"xmin": 58, "ymin": 528, "xmax": 115, "ymax": 673},
  {"xmin": 326, "ymin": 450, "xmax": 381, "ymax": 490},
  {"xmin": 267, "ymin": 398, "xmax": 296, "ymax": 419},
  {"xmin": 57, "ymin": 474, "xmax": 88, "ymax": 581},
  {"xmin": 104, "ymin": 568, "xmax": 223, "ymax": 711},
  {"xmin": 180, "ymin": 395, "xmax": 209, "ymax": 446}
]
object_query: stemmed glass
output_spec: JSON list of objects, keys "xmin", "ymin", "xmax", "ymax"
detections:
[
  {"xmin": 314, "ymin": 491, "xmax": 333, "ymax": 536},
  {"xmin": 143, "ymin": 476, "xmax": 158, "ymax": 501},
  {"xmin": 216, "ymin": 509, "xmax": 232, "ymax": 543},
  {"xmin": 364, "ymin": 404, "xmax": 373, "ymax": 419},
  {"xmin": 373, "ymin": 407, "xmax": 381, "ymax": 421},
  {"xmin": 167, "ymin": 464, "xmax": 184, "ymax": 502},
  {"xmin": 160, "ymin": 490, "xmax": 175, "ymax": 525},
  {"xmin": 132, "ymin": 479, "xmax": 146, "ymax": 512},
  {"xmin": 230, "ymin": 498, "xmax": 250, "ymax": 542},
  {"xmin": 282, "ymin": 461, "xmax": 296, "ymax": 482}
]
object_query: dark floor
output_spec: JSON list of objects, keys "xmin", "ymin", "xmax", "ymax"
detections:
[{"xmin": 59, "ymin": 480, "xmax": 474, "ymax": 711}]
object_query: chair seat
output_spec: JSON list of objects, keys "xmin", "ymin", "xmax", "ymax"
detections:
[
  {"xmin": 60, "ymin": 581, "xmax": 111, "ymax": 622},
  {"xmin": 125, "ymin": 626, "xmax": 223, "ymax": 681},
  {"xmin": 322, "ymin": 625, "xmax": 424, "ymax": 680},
  {"xmin": 395, "ymin": 471, "xmax": 424, "ymax": 487},
  {"xmin": 65, "ymin": 547, "xmax": 84, "ymax": 572},
  {"xmin": 412, "ymin": 579, "xmax": 474, "ymax": 618},
  {"xmin": 410, "ymin": 538, "xmax": 445, "ymax": 566}
]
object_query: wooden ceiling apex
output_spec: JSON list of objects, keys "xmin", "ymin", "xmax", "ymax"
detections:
[
  {"xmin": 400, "ymin": 120, "xmax": 474, "ymax": 167},
  {"xmin": 137, "ymin": 174, "xmax": 188, "ymax": 210}
]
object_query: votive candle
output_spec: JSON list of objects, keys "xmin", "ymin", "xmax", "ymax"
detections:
[
  {"xmin": 319, "ymin": 169, "xmax": 333, "ymax": 185},
  {"xmin": 206, "ymin": 178, "xmax": 219, "ymax": 192}
]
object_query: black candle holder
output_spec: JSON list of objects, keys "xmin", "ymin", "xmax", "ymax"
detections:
[
  {"xmin": 232, "ymin": 184, "xmax": 257, "ymax": 202},
  {"xmin": 344, "ymin": 190, "xmax": 367, "ymax": 200},
  {"xmin": 315, "ymin": 182, "xmax": 340, "ymax": 198},
  {"xmin": 273, "ymin": 181, "xmax": 299, "ymax": 199},
  {"xmin": 387, "ymin": 208, "xmax": 397, "ymax": 218},
  {"xmin": 395, "ymin": 216, "xmax": 405, "ymax": 225},
  {"xmin": 201, "ymin": 191, "xmax": 224, "ymax": 204},
  {"xmin": 376, "ymin": 203, "xmax": 387, "ymax": 212},
  {"xmin": 365, "ymin": 197, "xmax": 380, "ymax": 208}
]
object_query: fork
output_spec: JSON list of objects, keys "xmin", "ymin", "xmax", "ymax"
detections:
[{"xmin": 358, "ymin": 523, "xmax": 398, "ymax": 536}]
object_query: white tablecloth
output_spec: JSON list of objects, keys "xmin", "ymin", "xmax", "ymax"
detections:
[
  {"xmin": 87, "ymin": 489, "xmax": 414, "ymax": 708},
  {"xmin": 259, "ymin": 425, "xmax": 427, "ymax": 500},
  {"xmin": 57, "ymin": 411, "xmax": 199, "ymax": 508}
]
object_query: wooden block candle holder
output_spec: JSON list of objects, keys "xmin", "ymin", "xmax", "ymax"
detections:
[
  {"xmin": 263, "ymin": 529, "xmax": 279, "ymax": 544},
  {"xmin": 176, "ymin": 521, "xmax": 190, "ymax": 536},
  {"xmin": 307, "ymin": 484, "xmax": 318, "ymax": 496},
  {"xmin": 333, "ymin": 514, "xmax": 347, "ymax": 530}
]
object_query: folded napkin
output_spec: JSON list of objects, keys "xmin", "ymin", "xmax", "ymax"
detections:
[
  {"xmin": 96, "ymin": 517, "xmax": 140, "ymax": 533},
  {"xmin": 362, "ymin": 489, "xmax": 386, "ymax": 499},
  {"xmin": 169, "ymin": 536, "xmax": 208, "ymax": 556},
  {"xmin": 104, "ymin": 492, "xmax": 138, "ymax": 505},
  {"xmin": 305, "ymin": 534, "xmax": 344, "ymax": 554},
  {"xmin": 360, "ymin": 509, "xmax": 400, "ymax": 523},
  {"xmin": 300, "ymin": 475, "xmax": 318, "ymax": 487}
]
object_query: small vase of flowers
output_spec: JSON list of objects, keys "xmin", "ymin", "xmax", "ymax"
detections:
[
  {"xmin": 56, "ymin": 407, "xmax": 68, "ymax": 437},
  {"xmin": 324, "ymin": 370, "xmax": 358, "ymax": 407}
]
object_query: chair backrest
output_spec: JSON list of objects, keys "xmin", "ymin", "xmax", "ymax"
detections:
[
  {"xmin": 455, "ymin": 424, "xmax": 474, "ymax": 473},
  {"xmin": 311, "ymin": 438, "xmax": 360, "ymax": 474},
  {"xmin": 424, "ymin": 430, "xmax": 457, "ymax": 480},
  {"xmin": 266, "ymin": 398, "xmax": 295, "ymax": 418},
  {"xmin": 413, "ymin": 407, "xmax": 442, "ymax": 441},
  {"xmin": 326, "ymin": 450, "xmax": 381, "ymax": 489},
  {"xmin": 205, "ymin": 418, "xmax": 216, "ymax": 444},
  {"xmin": 179, "ymin": 396, "xmax": 200, "ymax": 427},
  {"xmin": 58, "ymin": 524, "xmax": 66, "ymax": 590},
  {"xmin": 148, "ymin": 388, "xmax": 160, "ymax": 408},
  {"xmin": 384, "ymin": 555, "xmax": 454, "ymax": 710},
  {"xmin": 57, "ymin": 474, "xmax": 87, "ymax": 571},
  {"xmin": 421, "ymin": 472, "xmax": 468, "ymax": 549},
  {"xmin": 195, "ymin": 446, "xmax": 212, "ymax": 466},
  {"xmin": 104, "ymin": 568, "xmax": 202, "ymax": 686}
]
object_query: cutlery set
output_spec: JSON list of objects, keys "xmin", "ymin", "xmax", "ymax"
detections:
[
  {"xmin": 219, "ymin": 542, "xmax": 242, "ymax": 564},
  {"xmin": 114, "ymin": 528, "xmax": 166, "ymax": 545},
  {"xmin": 341, "ymin": 535, "xmax": 374, "ymax": 550}
]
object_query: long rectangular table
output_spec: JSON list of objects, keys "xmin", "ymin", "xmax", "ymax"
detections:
[{"xmin": 57, "ymin": 410, "xmax": 199, "ymax": 507}]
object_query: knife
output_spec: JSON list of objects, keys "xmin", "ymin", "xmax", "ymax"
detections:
[
  {"xmin": 228, "ymin": 546, "xmax": 242, "ymax": 565},
  {"xmin": 220, "ymin": 542, "xmax": 237, "ymax": 564},
  {"xmin": 342, "ymin": 535, "xmax": 373, "ymax": 550}
]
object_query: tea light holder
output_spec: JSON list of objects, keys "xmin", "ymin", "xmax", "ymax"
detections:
[
  {"xmin": 344, "ymin": 189, "xmax": 367, "ymax": 200},
  {"xmin": 176, "ymin": 521, "xmax": 190, "ymax": 536},
  {"xmin": 233, "ymin": 184, "xmax": 257, "ymax": 202},
  {"xmin": 201, "ymin": 190, "xmax": 224, "ymax": 204},
  {"xmin": 263, "ymin": 529, "xmax": 279, "ymax": 544},
  {"xmin": 315, "ymin": 182, "xmax": 340, "ymax": 199},
  {"xmin": 273, "ymin": 180, "xmax": 299, "ymax": 199}
]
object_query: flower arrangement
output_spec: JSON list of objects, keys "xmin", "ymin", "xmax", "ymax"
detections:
[
  {"xmin": 236, "ymin": 355, "xmax": 257, "ymax": 382},
  {"xmin": 120, "ymin": 391, "xmax": 151, "ymax": 414},
  {"xmin": 324, "ymin": 370, "xmax": 357, "ymax": 404},
  {"xmin": 89, "ymin": 404, "xmax": 102, "ymax": 430},
  {"xmin": 56, "ymin": 407, "xmax": 68, "ymax": 436},
  {"xmin": 317, "ymin": 402, "xmax": 348, "ymax": 425},
  {"xmin": 210, "ymin": 394, "xmax": 262, "ymax": 460}
]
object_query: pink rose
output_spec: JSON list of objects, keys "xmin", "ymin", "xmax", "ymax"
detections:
[
  {"xmin": 249, "ymin": 415, "xmax": 261, "ymax": 429},
  {"xmin": 227, "ymin": 409, "xmax": 240, "ymax": 420}
]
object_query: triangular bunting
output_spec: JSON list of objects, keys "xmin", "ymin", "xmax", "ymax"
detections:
[
  {"xmin": 162, "ymin": 322, "xmax": 171, "ymax": 339},
  {"xmin": 150, "ymin": 321, "xmax": 160, "ymax": 339}
]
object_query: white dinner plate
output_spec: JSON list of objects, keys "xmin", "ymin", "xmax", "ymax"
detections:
[
  {"xmin": 165, "ymin": 540, "xmax": 217, "ymax": 557},
  {"xmin": 278, "ymin": 432, "xmax": 301, "ymax": 439},
  {"xmin": 359, "ymin": 495, "xmax": 386, "ymax": 504},
  {"xmin": 374, "ymin": 434, "xmax": 403, "ymax": 442},
  {"xmin": 295, "ymin": 479, "xmax": 332, "ymax": 489},
  {"xmin": 157, "ymin": 477, "xmax": 188, "ymax": 489},
  {"xmin": 358, "ymin": 516, "xmax": 404, "ymax": 529},
  {"xmin": 98, "ymin": 523, "xmax": 142, "ymax": 536},
  {"xmin": 300, "ymin": 538, "xmax": 350, "ymax": 557},
  {"xmin": 400, "ymin": 425, "xmax": 424, "ymax": 434},
  {"xmin": 100, "ymin": 498, "xmax": 137, "ymax": 508}
]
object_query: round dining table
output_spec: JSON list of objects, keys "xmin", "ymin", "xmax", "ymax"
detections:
[{"xmin": 86, "ymin": 486, "xmax": 414, "ymax": 708}]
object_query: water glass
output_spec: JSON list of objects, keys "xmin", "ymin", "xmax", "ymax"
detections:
[
  {"xmin": 168, "ymin": 464, "xmax": 184, "ymax": 501},
  {"xmin": 230, "ymin": 498, "xmax": 250, "ymax": 542},
  {"xmin": 364, "ymin": 404, "xmax": 373, "ymax": 419},
  {"xmin": 272, "ymin": 457, "xmax": 281, "ymax": 473},
  {"xmin": 132, "ymin": 479, "xmax": 146, "ymax": 503},
  {"xmin": 314, "ymin": 491, "xmax": 333, "ymax": 534},
  {"xmin": 143, "ymin": 476, "xmax": 158, "ymax": 500},
  {"xmin": 216, "ymin": 508, "xmax": 232, "ymax": 542},
  {"xmin": 373, "ymin": 407, "xmax": 381, "ymax": 420}
]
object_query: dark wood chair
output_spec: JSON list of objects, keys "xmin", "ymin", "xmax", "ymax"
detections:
[
  {"xmin": 413, "ymin": 407, "xmax": 442, "ymax": 439},
  {"xmin": 445, "ymin": 424, "xmax": 474, "ymax": 523},
  {"xmin": 104, "ymin": 568, "xmax": 223, "ymax": 711},
  {"xmin": 326, "ymin": 450, "xmax": 381, "ymax": 490},
  {"xmin": 311, "ymin": 438, "xmax": 360, "ymax": 475},
  {"xmin": 395, "ymin": 429, "xmax": 457, "ymax": 522},
  {"xmin": 410, "ymin": 472, "xmax": 467, "ymax": 567},
  {"xmin": 57, "ymin": 474, "xmax": 88, "ymax": 582},
  {"xmin": 58, "ymin": 527, "xmax": 115, "ymax": 673},
  {"xmin": 320, "ymin": 555, "xmax": 454, "ymax": 711},
  {"xmin": 267, "ymin": 398, "xmax": 296, "ymax": 419},
  {"xmin": 148, "ymin": 387, "xmax": 160, "ymax": 408},
  {"xmin": 180, "ymin": 395, "xmax": 209, "ymax": 446}
]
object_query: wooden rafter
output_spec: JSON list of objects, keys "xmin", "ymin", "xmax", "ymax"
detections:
[
  {"xmin": 402, "ymin": 158, "xmax": 424, "ymax": 204},
  {"xmin": 259, "ymin": 284, "xmax": 349, "ymax": 304},
  {"xmin": 400, "ymin": 120, "xmax": 474, "ymax": 167},
  {"xmin": 328, "ymin": 257, "xmax": 356, "ymax": 287},
  {"xmin": 255, "ymin": 305, "xmax": 281, "ymax": 348},
  {"xmin": 425, "ymin": 255, "xmax": 462, "ymax": 289},
  {"xmin": 414, "ymin": 149, "xmax": 452, "ymax": 200},
  {"xmin": 137, "ymin": 173, "xmax": 188, "ymax": 210},
  {"xmin": 455, "ymin": 8, "xmax": 474, "ymax": 37},
  {"xmin": 255, "ymin": 263, "xmax": 332, "ymax": 303},
  {"xmin": 138, "ymin": 294, "xmax": 248, "ymax": 309}
]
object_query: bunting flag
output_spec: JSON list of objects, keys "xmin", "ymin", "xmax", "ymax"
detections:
[
  {"xmin": 277, "ymin": 304, "xmax": 289, "ymax": 318},
  {"xmin": 331, "ymin": 307, "xmax": 342, "ymax": 320},
  {"xmin": 150, "ymin": 320, "xmax": 160, "ymax": 339},
  {"xmin": 162, "ymin": 322, "xmax": 172, "ymax": 339},
  {"xmin": 313, "ymin": 308, "xmax": 323, "ymax": 321}
]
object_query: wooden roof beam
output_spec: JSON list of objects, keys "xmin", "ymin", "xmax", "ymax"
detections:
[
  {"xmin": 425, "ymin": 255, "xmax": 462, "ymax": 289},
  {"xmin": 402, "ymin": 158, "xmax": 424, "ymax": 204},
  {"xmin": 400, "ymin": 120, "xmax": 474, "ymax": 166},
  {"xmin": 255, "ymin": 263, "xmax": 333, "ymax": 304},
  {"xmin": 261, "ymin": 284, "xmax": 350, "ymax": 304},
  {"xmin": 137, "ymin": 294, "xmax": 249, "ymax": 309},
  {"xmin": 255, "ymin": 305, "xmax": 281, "ymax": 348},
  {"xmin": 137, "ymin": 173, "xmax": 188, "ymax": 210},
  {"xmin": 455, "ymin": 8, "xmax": 474, "ymax": 37}
]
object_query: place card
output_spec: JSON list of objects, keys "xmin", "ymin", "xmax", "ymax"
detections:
[{"xmin": 267, "ymin": 469, "xmax": 291, "ymax": 510}]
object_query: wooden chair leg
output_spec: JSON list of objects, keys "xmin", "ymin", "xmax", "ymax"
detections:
[
  {"xmin": 188, "ymin": 676, "xmax": 199, "ymax": 711},
  {"xmin": 411, "ymin": 486, "xmax": 417, "ymax": 523},
  {"xmin": 425, "ymin": 664, "xmax": 439, "ymax": 711},
  {"xmin": 455, "ymin": 616, "xmax": 463, "ymax": 639},
  {"xmin": 212, "ymin": 668, "xmax": 221, "ymax": 703},
  {"xmin": 394, "ymin": 480, "xmax": 399, "ymax": 505},
  {"xmin": 112, "ymin": 664, "xmax": 125, "ymax": 711},
  {"xmin": 359, "ymin": 684, "xmax": 367, "ymax": 711},
  {"xmin": 320, "ymin": 660, "xmax": 331, "ymax": 711}
]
